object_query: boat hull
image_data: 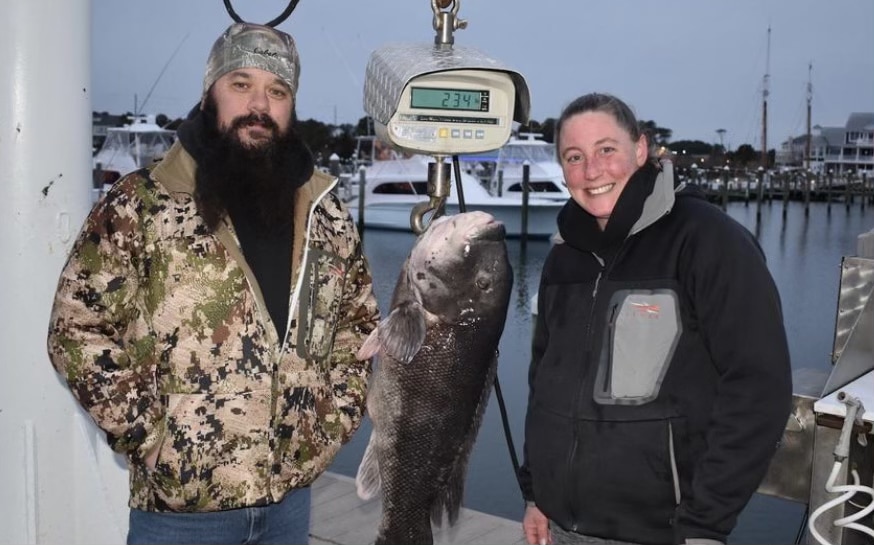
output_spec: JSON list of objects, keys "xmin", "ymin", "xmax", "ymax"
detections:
[{"xmin": 344, "ymin": 198, "xmax": 563, "ymax": 239}]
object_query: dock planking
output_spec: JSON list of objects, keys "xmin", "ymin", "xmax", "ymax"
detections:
[{"xmin": 309, "ymin": 472, "xmax": 527, "ymax": 545}]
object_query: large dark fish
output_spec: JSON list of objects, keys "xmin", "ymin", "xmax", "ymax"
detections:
[{"xmin": 355, "ymin": 211, "xmax": 513, "ymax": 545}]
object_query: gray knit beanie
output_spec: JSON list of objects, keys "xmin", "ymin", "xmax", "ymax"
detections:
[{"xmin": 202, "ymin": 23, "xmax": 300, "ymax": 103}]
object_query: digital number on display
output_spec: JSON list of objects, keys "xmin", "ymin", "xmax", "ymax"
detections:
[{"xmin": 410, "ymin": 87, "xmax": 489, "ymax": 112}]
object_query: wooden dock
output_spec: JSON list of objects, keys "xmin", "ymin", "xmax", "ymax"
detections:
[{"xmin": 309, "ymin": 472, "xmax": 527, "ymax": 545}]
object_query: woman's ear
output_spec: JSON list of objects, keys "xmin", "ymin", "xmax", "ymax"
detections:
[{"xmin": 635, "ymin": 134, "xmax": 648, "ymax": 167}]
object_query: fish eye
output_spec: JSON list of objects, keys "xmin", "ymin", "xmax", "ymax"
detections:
[{"xmin": 475, "ymin": 277, "xmax": 490, "ymax": 290}]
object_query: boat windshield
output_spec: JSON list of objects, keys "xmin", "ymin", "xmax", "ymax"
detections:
[
  {"xmin": 100, "ymin": 129, "xmax": 175, "ymax": 169},
  {"xmin": 372, "ymin": 181, "xmax": 429, "ymax": 195},
  {"xmin": 500, "ymin": 142, "xmax": 556, "ymax": 164},
  {"xmin": 459, "ymin": 139, "xmax": 556, "ymax": 165}
]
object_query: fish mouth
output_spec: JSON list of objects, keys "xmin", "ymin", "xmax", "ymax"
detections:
[{"xmin": 469, "ymin": 218, "xmax": 506, "ymax": 241}]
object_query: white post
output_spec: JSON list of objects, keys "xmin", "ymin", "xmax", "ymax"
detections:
[{"xmin": 1, "ymin": 1, "xmax": 129, "ymax": 543}]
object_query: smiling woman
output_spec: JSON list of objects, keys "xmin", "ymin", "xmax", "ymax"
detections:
[
  {"xmin": 518, "ymin": 93, "xmax": 793, "ymax": 545},
  {"xmin": 556, "ymin": 97, "xmax": 649, "ymax": 229}
]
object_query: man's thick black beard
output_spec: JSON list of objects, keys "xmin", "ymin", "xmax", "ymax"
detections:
[{"xmin": 190, "ymin": 100, "xmax": 310, "ymax": 235}]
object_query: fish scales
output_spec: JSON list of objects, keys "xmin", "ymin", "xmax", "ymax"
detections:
[
  {"xmin": 375, "ymin": 323, "xmax": 499, "ymax": 543},
  {"xmin": 355, "ymin": 211, "xmax": 513, "ymax": 545}
]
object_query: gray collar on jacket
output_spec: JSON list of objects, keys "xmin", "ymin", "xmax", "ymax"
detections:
[{"xmin": 629, "ymin": 159, "xmax": 677, "ymax": 237}]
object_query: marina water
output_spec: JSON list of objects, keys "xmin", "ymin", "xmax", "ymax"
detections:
[{"xmin": 329, "ymin": 199, "xmax": 874, "ymax": 543}]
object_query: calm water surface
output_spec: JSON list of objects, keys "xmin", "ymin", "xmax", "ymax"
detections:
[{"xmin": 329, "ymin": 199, "xmax": 874, "ymax": 544}]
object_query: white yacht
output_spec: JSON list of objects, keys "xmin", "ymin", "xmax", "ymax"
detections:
[
  {"xmin": 341, "ymin": 154, "xmax": 564, "ymax": 238},
  {"xmin": 459, "ymin": 132, "xmax": 569, "ymax": 201},
  {"xmin": 93, "ymin": 114, "xmax": 175, "ymax": 188}
]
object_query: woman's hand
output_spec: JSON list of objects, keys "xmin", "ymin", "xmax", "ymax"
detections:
[{"xmin": 523, "ymin": 503, "xmax": 550, "ymax": 545}]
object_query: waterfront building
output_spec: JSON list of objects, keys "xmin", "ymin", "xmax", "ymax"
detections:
[{"xmin": 777, "ymin": 112, "xmax": 874, "ymax": 174}]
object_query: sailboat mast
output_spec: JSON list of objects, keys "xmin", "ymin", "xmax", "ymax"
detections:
[
  {"xmin": 805, "ymin": 62, "xmax": 812, "ymax": 170},
  {"xmin": 761, "ymin": 26, "xmax": 771, "ymax": 169}
]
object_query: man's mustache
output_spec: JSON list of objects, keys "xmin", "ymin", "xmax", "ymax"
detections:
[{"xmin": 230, "ymin": 113, "xmax": 279, "ymax": 132}]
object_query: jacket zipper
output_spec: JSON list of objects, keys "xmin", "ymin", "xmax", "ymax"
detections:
[
  {"xmin": 264, "ymin": 180, "xmax": 338, "ymax": 500},
  {"xmin": 222, "ymin": 219, "xmax": 282, "ymax": 503},
  {"xmin": 564, "ymin": 239, "xmax": 632, "ymax": 530},
  {"xmin": 565, "ymin": 254, "xmax": 605, "ymax": 530},
  {"xmin": 600, "ymin": 302, "xmax": 620, "ymax": 395},
  {"xmin": 668, "ymin": 421, "xmax": 682, "ymax": 505}
]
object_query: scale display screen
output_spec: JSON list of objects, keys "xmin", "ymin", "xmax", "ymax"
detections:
[
  {"xmin": 366, "ymin": 65, "xmax": 519, "ymax": 154},
  {"xmin": 410, "ymin": 87, "xmax": 489, "ymax": 112}
]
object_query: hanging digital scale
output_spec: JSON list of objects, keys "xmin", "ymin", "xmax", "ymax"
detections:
[{"xmin": 363, "ymin": 43, "xmax": 530, "ymax": 155}]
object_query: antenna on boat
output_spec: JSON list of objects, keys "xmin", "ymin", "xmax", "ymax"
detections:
[{"xmin": 136, "ymin": 33, "xmax": 190, "ymax": 117}]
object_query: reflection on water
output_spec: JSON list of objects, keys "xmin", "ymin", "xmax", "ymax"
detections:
[{"xmin": 331, "ymin": 200, "xmax": 874, "ymax": 544}]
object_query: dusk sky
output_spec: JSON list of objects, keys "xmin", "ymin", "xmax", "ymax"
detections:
[{"xmin": 91, "ymin": 0, "xmax": 873, "ymax": 149}]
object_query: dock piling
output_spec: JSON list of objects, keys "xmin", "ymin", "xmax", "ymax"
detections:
[
  {"xmin": 357, "ymin": 166, "xmax": 366, "ymax": 238},
  {"xmin": 521, "ymin": 161, "xmax": 530, "ymax": 249}
]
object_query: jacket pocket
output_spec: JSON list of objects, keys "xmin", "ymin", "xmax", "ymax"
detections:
[
  {"xmin": 273, "ymin": 377, "xmax": 344, "ymax": 487},
  {"xmin": 573, "ymin": 417, "xmax": 680, "ymax": 535},
  {"xmin": 149, "ymin": 390, "xmax": 271, "ymax": 511},
  {"xmin": 594, "ymin": 289, "xmax": 682, "ymax": 405},
  {"xmin": 526, "ymin": 405, "xmax": 575, "ymax": 513},
  {"xmin": 296, "ymin": 249, "xmax": 348, "ymax": 365}
]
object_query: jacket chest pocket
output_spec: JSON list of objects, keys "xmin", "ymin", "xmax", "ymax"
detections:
[
  {"xmin": 296, "ymin": 248, "xmax": 348, "ymax": 364},
  {"xmin": 593, "ymin": 289, "xmax": 682, "ymax": 405}
]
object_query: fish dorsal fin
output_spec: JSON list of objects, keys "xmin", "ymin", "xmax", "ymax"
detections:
[
  {"xmin": 355, "ymin": 433, "xmax": 381, "ymax": 500},
  {"xmin": 378, "ymin": 302, "xmax": 427, "ymax": 364}
]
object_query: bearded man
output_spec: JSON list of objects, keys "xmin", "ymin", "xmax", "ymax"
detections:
[{"xmin": 47, "ymin": 22, "xmax": 379, "ymax": 545}]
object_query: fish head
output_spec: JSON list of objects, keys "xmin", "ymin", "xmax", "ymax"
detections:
[{"xmin": 406, "ymin": 211, "xmax": 512, "ymax": 324}]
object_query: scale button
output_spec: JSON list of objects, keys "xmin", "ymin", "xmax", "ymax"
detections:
[
  {"xmin": 475, "ymin": 130, "xmax": 485, "ymax": 139},
  {"xmin": 463, "ymin": 129, "xmax": 473, "ymax": 139},
  {"xmin": 451, "ymin": 129, "xmax": 461, "ymax": 138},
  {"xmin": 439, "ymin": 128, "xmax": 449, "ymax": 138}
]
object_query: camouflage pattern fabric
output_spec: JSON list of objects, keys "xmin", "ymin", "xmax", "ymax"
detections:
[{"xmin": 47, "ymin": 143, "xmax": 379, "ymax": 512}]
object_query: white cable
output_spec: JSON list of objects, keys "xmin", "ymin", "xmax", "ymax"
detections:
[
  {"xmin": 808, "ymin": 462, "xmax": 854, "ymax": 545},
  {"xmin": 806, "ymin": 392, "xmax": 874, "ymax": 544},
  {"xmin": 833, "ymin": 474, "xmax": 874, "ymax": 526},
  {"xmin": 832, "ymin": 468, "xmax": 874, "ymax": 539}
]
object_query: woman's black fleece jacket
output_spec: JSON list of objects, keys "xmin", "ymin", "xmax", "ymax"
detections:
[{"xmin": 518, "ymin": 161, "xmax": 792, "ymax": 545}]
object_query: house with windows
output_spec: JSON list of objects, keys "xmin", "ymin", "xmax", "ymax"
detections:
[{"xmin": 776, "ymin": 112, "xmax": 874, "ymax": 174}]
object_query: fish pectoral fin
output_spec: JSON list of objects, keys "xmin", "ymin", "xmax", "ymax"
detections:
[
  {"xmin": 379, "ymin": 302, "xmax": 427, "ymax": 364},
  {"xmin": 357, "ymin": 328, "xmax": 382, "ymax": 360},
  {"xmin": 355, "ymin": 433, "xmax": 381, "ymax": 500}
]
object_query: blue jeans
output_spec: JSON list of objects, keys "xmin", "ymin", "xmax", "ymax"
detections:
[{"xmin": 128, "ymin": 487, "xmax": 311, "ymax": 545}]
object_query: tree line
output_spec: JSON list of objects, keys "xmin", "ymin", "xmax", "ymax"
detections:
[{"xmin": 109, "ymin": 112, "xmax": 772, "ymax": 169}]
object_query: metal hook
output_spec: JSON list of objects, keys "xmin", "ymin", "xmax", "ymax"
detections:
[
  {"xmin": 224, "ymin": 0, "xmax": 300, "ymax": 27},
  {"xmin": 410, "ymin": 159, "xmax": 452, "ymax": 234},
  {"xmin": 410, "ymin": 196, "xmax": 447, "ymax": 234}
]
